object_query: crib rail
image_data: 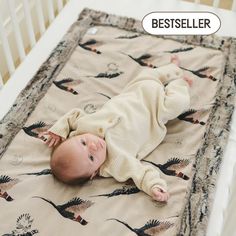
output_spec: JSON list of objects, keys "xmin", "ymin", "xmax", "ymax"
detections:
[
  {"xmin": 0, "ymin": 0, "xmax": 69, "ymax": 88},
  {"xmin": 186, "ymin": 0, "xmax": 236, "ymax": 11}
]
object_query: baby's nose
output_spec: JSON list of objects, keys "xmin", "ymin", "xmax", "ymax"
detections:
[{"xmin": 89, "ymin": 142, "xmax": 98, "ymax": 151}]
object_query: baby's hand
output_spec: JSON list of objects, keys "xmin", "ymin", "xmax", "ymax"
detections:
[
  {"xmin": 39, "ymin": 131, "xmax": 65, "ymax": 147},
  {"xmin": 183, "ymin": 75, "xmax": 193, "ymax": 87},
  {"xmin": 151, "ymin": 187, "xmax": 169, "ymax": 203}
]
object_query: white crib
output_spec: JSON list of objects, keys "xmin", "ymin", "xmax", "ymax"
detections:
[{"xmin": 1, "ymin": 0, "xmax": 236, "ymax": 235}]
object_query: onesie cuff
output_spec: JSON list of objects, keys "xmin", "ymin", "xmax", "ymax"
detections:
[
  {"xmin": 48, "ymin": 126, "xmax": 68, "ymax": 140},
  {"xmin": 157, "ymin": 63, "xmax": 184, "ymax": 85}
]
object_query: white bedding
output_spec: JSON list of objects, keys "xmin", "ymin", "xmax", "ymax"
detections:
[{"xmin": 0, "ymin": 0, "xmax": 236, "ymax": 235}]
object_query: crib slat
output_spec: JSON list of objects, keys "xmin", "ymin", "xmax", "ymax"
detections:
[
  {"xmin": 57, "ymin": 0, "xmax": 63, "ymax": 12},
  {"xmin": 232, "ymin": 0, "xmax": 236, "ymax": 11},
  {"xmin": 213, "ymin": 0, "xmax": 220, "ymax": 7},
  {"xmin": 23, "ymin": 0, "xmax": 36, "ymax": 48},
  {"xmin": 47, "ymin": 0, "xmax": 55, "ymax": 23},
  {"xmin": 36, "ymin": 0, "xmax": 46, "ymax": 35},
  {"xmin": 0, "ymin": 13, "xmax": 15, "ymax": 75},
  {"xmin": 7, "ymin": 0, "xmax": 26, "ymax": 61}
]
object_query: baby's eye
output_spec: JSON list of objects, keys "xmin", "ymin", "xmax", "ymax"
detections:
[
  {"xmin": 81, "ymin": 140, "xmax": 86, "ymax": 146},
  {"xmin": 89, "ymin": 155, "xmax": 94, "ymax": 161}
]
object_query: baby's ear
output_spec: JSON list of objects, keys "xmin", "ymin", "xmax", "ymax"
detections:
[{"xmin": 90, "ymin": 170, "xmax": 98, "ymax": 180}]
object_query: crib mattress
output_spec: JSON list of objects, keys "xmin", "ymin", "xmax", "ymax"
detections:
[{"xmin": 0, "ymin": 8, "xmax": 235, "ymax": 236}]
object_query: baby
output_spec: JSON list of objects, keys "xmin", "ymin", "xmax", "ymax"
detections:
[{"xmin": 41, "ymin": 60, "xmax": 192, "ymax": 203}]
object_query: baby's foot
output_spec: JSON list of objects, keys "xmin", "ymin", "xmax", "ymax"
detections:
[
  {"xmin": 171, "ymin": 55, "xmax": 180, "ymax": 67},
  {"xmin": 151, "ymin": 187, "xmax": 169, "ymax": 202},
  {"xmin": 183, "ymin": 75, "xmax": 193, "ymax": 87}
]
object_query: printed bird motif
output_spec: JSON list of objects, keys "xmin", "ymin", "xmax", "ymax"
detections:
[
  {"xmin": 90, "ymin": 185, "xmax": 140, "ymax": 198},
  {"xmin": 20, "ymin": 169, "xmax": 52, "ymax": 176},
  {"xmin": 115, "ymin": 34, "xmax": 141, "ymax": 39},
  {"xmin": 33, "ymin": 196, "xmax": 94, "ymax": 225},
  {"xmin": 94, "ymin": 71, "xmax": 124, "ymax": 79},
  {"xmin": 96, "ymin": 92, "xmax": 111, "ymax": 100},
  {"xmin": 2, "ymin": 213, "xmax": 39, "ymax": 236},
  {"xmin": 107, "ymin": 218, "xmax": 173, "ymax": 235},
  {"xmin": 164, "ymin": 47, "xmax": 194, "ymax": 54},
  {"xmin": 0, "ymin": 175, "xmax": 20, "ymax": 201},
  {"xmin": 178, "ymin": 109, "xmax": 206, "ymax": 125},
  {"xmin": 53, "ymin": 78, "xmax": 82, "ymax": 95},
  {"xmin": 79, "ymin": 39, "xmax": 102, "ymax": 54},
  {"xmin": 124, "ymin": 53, "xmax": 157, "ymax": 68},
  {"xmin": 180, "ymin": 66, "xmax": 217, "ymax": 81},
  {"xmin": 143, "ymin": 158, "xmax": 190, "ymax": 180},
  {"xmin": 22, "ymin": 121, "xmax": 51, "ymax": 141}
]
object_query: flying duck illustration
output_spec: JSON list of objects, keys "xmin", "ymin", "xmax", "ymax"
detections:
[
  {"xmin": 143, "ymin": 158, "xmax": 190, "ymax": 180},
  {"xmin": 2, "ymin": 213, "xmax": 39, "ymax": 236},
  {"xmin": 164, "ymin": 47, "xmax": 194, "ymax": 54},
  {"xmin": 90, "ymin": 185, "xmax": 140, "ymax": 198},
  {"xmin": 0, "ymin": 175, "xmax": 20, "ymax": 201},
  {"xmin": 178, "ymin": 109, "xmax": 206, "ymax": 125},
  {"xmin": 180, "ymin": 66, "xmax": 217, "ymax": 81},
  {"xmin": 96, "ymin": 92, "xmax": 111, "ymax": 100},
  {"xmin": 115, "ymin": 34, "xmax": 141, "ymax": 39},
  {"xmin": 33, "ymin": 196, "xmax": 94, "ymax": 225},
  {"xmin": 124, "ymin": 53, "xmax": 157, "ymax": 68},
  {"xmin": 53, "ymin": 78, "xmax": 82, "ymax": 95},
  {"xmin": 20, "ymin": 169, "xmax": 52, "ymax": 176},
  {"xmin": 79, "ymin": 39, "xmax": 102, "ymax": 54},
  {"xmin": 82, "ymin": 71, "xmax": 124, "ymax": 79},
  {"xmin": 22, "ymin": 121, "xmax": 51, "ymax": 141},
  {"xmin": 107, "ymin": 218, "xmax": 174, "ymax": 235}
]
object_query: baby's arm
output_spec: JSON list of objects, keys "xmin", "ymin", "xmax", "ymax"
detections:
[
  {"xmin": 47, "ymin": 108, "xmax": 85, "ymax": 141},
  {"xmin": 100, "ymin": 150, "xmax": 168, "ymax": 202}
]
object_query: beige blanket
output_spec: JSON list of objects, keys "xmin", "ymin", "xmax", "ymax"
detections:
[{"xmin": 0, "ymin": 8, "xmax": 235, "ymax": 236}]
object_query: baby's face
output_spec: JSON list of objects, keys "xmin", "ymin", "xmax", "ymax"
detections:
[{"xmin": 65, "ymin": 133, "xmax": 107, "ymax": 179}]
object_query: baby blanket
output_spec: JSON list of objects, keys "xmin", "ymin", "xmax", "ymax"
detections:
[{"xmin": 0, "ymin": 8, "xmax": 236, "ymax": 236}]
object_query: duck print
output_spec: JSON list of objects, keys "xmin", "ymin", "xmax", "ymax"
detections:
[
  {"xmin": 0, "ymin": 175, "xmax": 19, "ymax": 201},
  {"xmin": 107, "ymin": 218, "xmax": 173, "ymax": 235},
  {"xmin": 91, "ymin": 185, "xmax": 140, "ymax": 198},
  {"xmin": 81, "ymin": 62, "xmax": 123, "ymax": 79},
  {"xmin": 33, "ymin": 196, "xmax": 94, "ymax": 225},
  {"xmin": 143, "ymin": 158, "xmax": 190, "ymax": 180},
  {"xmin": 2, "ymin": 213, "xmax": 39, "ymax": 236},
  {"xmin": 178, "ymin": 109, "xmax": 206, "ymax": 125},
  {"xmin": 116, "ymin": 34, "xmax": 141, "ymax": 39},
  {"xmin": 180, "ymin": 66, "xmax": 217, "ymax": 81},
  {"xmin": 93, "ymin": 71, "xmax": 123, "ymax": 79},
  {"xmin": 124, "ymin": 53, "xmax": 157, "ymax": 68},
  {"xmin": 53, "ymin": 78, "xmax": 82, "ymax": 95},
  {"xmin": 22, "ymin": 121, "xmax": 51, "ymax": 141},
  {"xmin": 20, "ymin": 169, "xmax": 52, "ymax": 176},
  {"xmin": 96, "ymin": 92, "xmax": 111, "ymax": 100},
  {"xmin": 79, "ymin": 39, "xmax": 102, "ymax": 54},
  {"xmin": 164, "ymin": 47, "xmax": 194, "ymax": 54},
  {"xmin": 171, "ymin": 55, "xmax": 217, "ymax": 81}
]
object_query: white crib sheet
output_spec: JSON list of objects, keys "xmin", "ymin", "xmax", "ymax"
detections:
[{"xmin": 1, "ymin": 0, "xmax": 236, "ymax": 235}]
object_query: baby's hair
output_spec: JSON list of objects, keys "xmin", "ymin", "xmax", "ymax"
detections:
[{"xmin": 50, "ymin": 142, "xmax": 90, "ymax": 185}]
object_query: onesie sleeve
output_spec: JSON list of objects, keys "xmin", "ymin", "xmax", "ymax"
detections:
[
  {"xmin": 48, "ymin": 108, "xmax": 85, "ymax": 139},
  {"xmin": 99, "ymin": 147, "xmax": 168, "ymax": 197},
  {"xmin": 159, "ymin": 78, "xmax": 190, "ymax": 123}
]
